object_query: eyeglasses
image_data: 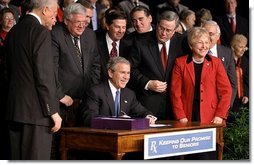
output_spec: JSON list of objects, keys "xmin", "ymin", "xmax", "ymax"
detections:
[
  {"xmin": 3, "ymin": 16, "xmax": 14, "ymax": 21},
  {"xmin": 67, "ymin": 19, "xmax": 86, "ymax": 26},
  {"xmin": 208, "ymin": 32, "xmax": 219, "ymax": 37},
  {"xmin": 158, "ymin": 24, "xmax": 175, "ymax": 34}
]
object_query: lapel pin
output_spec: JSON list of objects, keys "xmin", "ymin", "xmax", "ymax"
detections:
[
  {"xmin": 222, "ymin": 57, "xmax": 225, "ymax": 61},
  {"xmin": 124, "ymin": 100, "xmax": 128, "ymax": 103}
]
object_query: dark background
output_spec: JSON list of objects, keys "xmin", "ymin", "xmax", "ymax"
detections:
[{"xmin": 111, "ymin": 0, "xmax": 249, "ymax": 20}]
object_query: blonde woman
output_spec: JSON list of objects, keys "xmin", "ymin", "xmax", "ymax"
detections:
[{"xmin": 230, "ymin": 34, "xmax": 249, "ymax": 112}]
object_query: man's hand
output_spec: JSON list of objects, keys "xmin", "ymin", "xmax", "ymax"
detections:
[
  {"xmin": 60, "ymin": 95, "xmax": 73, "ymax": 106},
  {"xmin": 51, "ymin": 113, "xmax": 62, "ymax": 133},
  {"xmin": 148, "ymin": 80, "xmax": 167, "ymax": 93}
]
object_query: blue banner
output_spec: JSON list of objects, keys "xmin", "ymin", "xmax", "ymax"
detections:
[{"xmin": 144, "ymin": 128, "xmax": 216, "ymax": 159}]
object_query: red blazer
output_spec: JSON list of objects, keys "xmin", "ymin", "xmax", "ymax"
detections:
[{"xmin": 170, "ymin": 55, "xmax": 232, "ymax": 124}]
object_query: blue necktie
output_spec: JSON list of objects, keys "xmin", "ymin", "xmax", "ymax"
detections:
[{"xmin": 114, "ymin": 90, "xmax": 120, "ymax": 117}]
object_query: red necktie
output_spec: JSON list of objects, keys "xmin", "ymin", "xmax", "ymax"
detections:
[
  {"xmin": 160, "ymin": 43, "xmax": 167, "ymax": 71},
  {"xmin": 110, "ymin": 41, "xmax": 117, "ymax": 57},
  {"xmin": 230, "ymin": 17, "xmax": 236, "ymax": 33}
]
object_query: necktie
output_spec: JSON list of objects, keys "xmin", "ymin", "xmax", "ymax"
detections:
[
  {"xmin": 230, "ymin": 16, "xmax": 236, "ymax": 33},
  {"xmin": 160, "ymin": 43, "xmax": 167, "ymax": 71},
  {"xmin": 92, "ymin": 6, "xmax": 98, "ymax": 31},
  {"xmin": 235, "ymin": 59, "xmax": 244, "ymax": 98},
  {"xmin": 110, "ymin": 41, "xmax": 117, "ymax": 57},
  {"xmin": 73, "ymin": 37, "xmax": 83, "ymax": 68},
  {"xmin": 114, "ymin": 90, "xmax": 120, "ymax": 117}
]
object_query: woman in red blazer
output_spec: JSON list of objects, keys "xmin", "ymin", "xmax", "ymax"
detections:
[{"xmin": 171, "ymin": 27, "xmax": 232, "ymax": 124}]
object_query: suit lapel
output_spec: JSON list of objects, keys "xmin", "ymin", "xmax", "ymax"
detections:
[
  {"xmin": 217, "ymin": 45, "xmax": 226, "ymax": 66},
  {"xmin": 186, "ymin": 60, "xmax": 195, "ymax": 85},
  {"xmin": 119, "ymin": 89, "xmax": 129, "ymax": 114},
  {"xmin": 148, "ymin": 41, "xmax": 165, "ymax": 78},
  {"xmin": 80, "ymin": 34, "xmax": 89, "ymax": 72},
  {"xmin": 104, "ymin": 82, "xmax": 115, "ymax": 116}
]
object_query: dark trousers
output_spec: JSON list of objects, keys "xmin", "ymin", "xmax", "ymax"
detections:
[{"xmin": 8, "ymin": 122, "xmax": 52, "ymax": 160}]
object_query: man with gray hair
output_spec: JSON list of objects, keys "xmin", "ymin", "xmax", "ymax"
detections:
[
  {"xmin": 51, "ymin": 2, "xmax": 101, "ymax": 159},
  {"xmin": 4, "ymin": 0, "xmax": 61, "ymax": 159},
  {"xmin": 202, "ymin": 20, "xmax": 237, "ymax": 108},
  {"xmin": 128, "ymin": 11, "xmax": 184, "ymax": 120}
]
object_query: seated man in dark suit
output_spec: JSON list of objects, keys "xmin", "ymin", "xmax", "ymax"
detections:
[{"xmin": 82, "ymin": 56, "xmax": 157, "ymax": 126}]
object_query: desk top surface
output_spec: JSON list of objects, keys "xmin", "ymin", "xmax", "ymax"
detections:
[{"xmin": 60, "ymin": 120, "xmax": 224, "ymax": 136}]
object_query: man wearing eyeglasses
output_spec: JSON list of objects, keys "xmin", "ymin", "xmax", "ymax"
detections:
[
  {"xmin": 128, "ymin": 11, "xmax": 184, "ymax": 121},
  {"xmin": 50, "ymin": 2, "xmax": 101, "ymax": 159},
  {"xmin": 202, "ymin": 20, "xmax": 237, "ymax": 108}
]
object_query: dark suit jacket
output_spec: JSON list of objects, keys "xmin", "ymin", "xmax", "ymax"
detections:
[
  {"xmin": 51, "ymin": 23, "xmax": 101, "ymax": 100},
  {"xmin": 96, "ymin": 32, "xmax": 130, "ymax": 81},
  {"xmin": 4, "ymin": 15, "xmax": 58, "ymax": 126},
  {"xmin": 82, "ymin": 81, "xmax": 153, "ymax": 126},
  {"xmin": 215, "ymin": 14, "xmax": 249, "ymax": 47},
  {"xmin": 217, "ymin": 44, "xmax": 237, "ymax": 106},
  {"xmin": 128, "ymin": 31, "xmax": 184, "ymax": 120}
]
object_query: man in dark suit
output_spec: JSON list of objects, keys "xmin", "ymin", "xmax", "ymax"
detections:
[
  {"xmin": 128, "ymin": 11, "xmax": 184, "ymax": 120},
  {"xmin": 202, "ymin": 20, "xmax": 237, "ymax": 107},
  {"xmin": 96, "ymin": 9, "xmax": 129, "ymax": 82},
  {"xmin": 82, "ymin": 56, "xmax": 157, "ymax": 126},
  {"xmin": 51, "ymin": 3, "xmax": 101, "ymax": 127},
  {"xmin": 215, "ymin": 0, "xmax": 248, "ymax": 47},
  {"xmin": 51, "ymin": 3, "xmax": 100, "ymax": 159},
  {"xmin": 4, "ymin": 0, "xmax": 62, "ymax": 159}
]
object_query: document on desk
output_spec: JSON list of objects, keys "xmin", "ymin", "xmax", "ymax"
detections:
[{"xmin": 149, "ymin": 124, "xmax": 172, "ymax": 128}]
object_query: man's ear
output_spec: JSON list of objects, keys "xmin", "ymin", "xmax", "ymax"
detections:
[
  {"xmin": 42, "ymin": 6, "xmax": 48, "ymax": 16},
  {"xmin": 108, "ymin": 69, "xmax": 113, "ymax": 78}
]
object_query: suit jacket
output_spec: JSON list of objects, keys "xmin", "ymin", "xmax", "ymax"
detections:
[
  {"xmin": 215, "ymin": 14, "xmax": 249, "ymax": 47},
  {"xmin": 82, "ymin": 81, "xmax": 153, "ymax": 126},
  {"xmin": 4, "ymin": 15, "xmax": 58, "ymax": 126},
  {"xmin": 88, "ymin": 2, "xmax": 106, "ymax": 30},
  {"xmin": 96, "ymin": 32, "xmax": 130, "ymax": 82},
  {"xmin": 170, "ymin": 55, "xmax": 232, "ymax": 124},
  {"xmin": 217, "ymin": 44, "xmax": 237, "ymax": 106},
  {"xmin": 156, "ymin": 2, "xmax": 188, "ymax": 18},
  {"xmin": 51, "ymin": 23, "xmax": 101, "ymax": 100},
  {"xmin": 128, "ymin": 31, "xmax": 184, "ymax": 119}
]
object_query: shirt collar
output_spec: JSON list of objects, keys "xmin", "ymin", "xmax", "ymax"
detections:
[
  {"xmin": 186, "ymin": 54, "xmax": 212, "ymax": 63},
  {"xmin": 28, "ymin": 12, "xmax": 42, "ymax": 24}
]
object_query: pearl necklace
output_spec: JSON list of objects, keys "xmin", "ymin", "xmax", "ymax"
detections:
[{"xmin": 192, "ymin": 57, "xmax": 204, "ymax": 64}]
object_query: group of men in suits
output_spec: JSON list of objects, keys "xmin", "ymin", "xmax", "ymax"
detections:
[{"xmin": 1, "ymin": 0, "xmax": 248, "ymax": 160}]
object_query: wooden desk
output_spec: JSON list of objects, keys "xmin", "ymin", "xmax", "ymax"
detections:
[{"xmin": 60, "ymin": 121, "xmax": 224, "ymax": 160}]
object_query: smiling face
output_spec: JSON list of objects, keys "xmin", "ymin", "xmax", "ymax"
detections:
[
  {"xmin": 65, "ymin": 13, "xmax": 86, "ymax": 37},
  {"xmin": 106, "ymin": 19, "xmax": 126, "ymax": 41},
  {"xmin": 108, "ymin": 62, "xmax": 130, "ymax": 89},
  {"xmin": 190, "ymin": 34, "xmax": 210, "ymax": 59},
  {"xmin": 43, "ymin": 1, "xmax": 58, "ymax": 30},
  {"xmin": 131, "ymin": 10, "xmax": 152, "ymax": 33}
]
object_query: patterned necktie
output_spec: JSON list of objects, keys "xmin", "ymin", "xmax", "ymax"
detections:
[
  {"xmin": 114, "ymin": 90, "xmax": 120, "ymax": 117},
  {"xmin": 110, "ymin": 41, "xmax": 117, "ymax": 57},
  {"xmin": 160, "ymin": 42, "xmax": 167, "ymax": 71},
  {"xmin": 230, "ymin": 16, "xmax": 236, "ymax": 33},
  {"xmin": 73, "ymin": 37, "xmax": 83, "ymax": 68}
]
